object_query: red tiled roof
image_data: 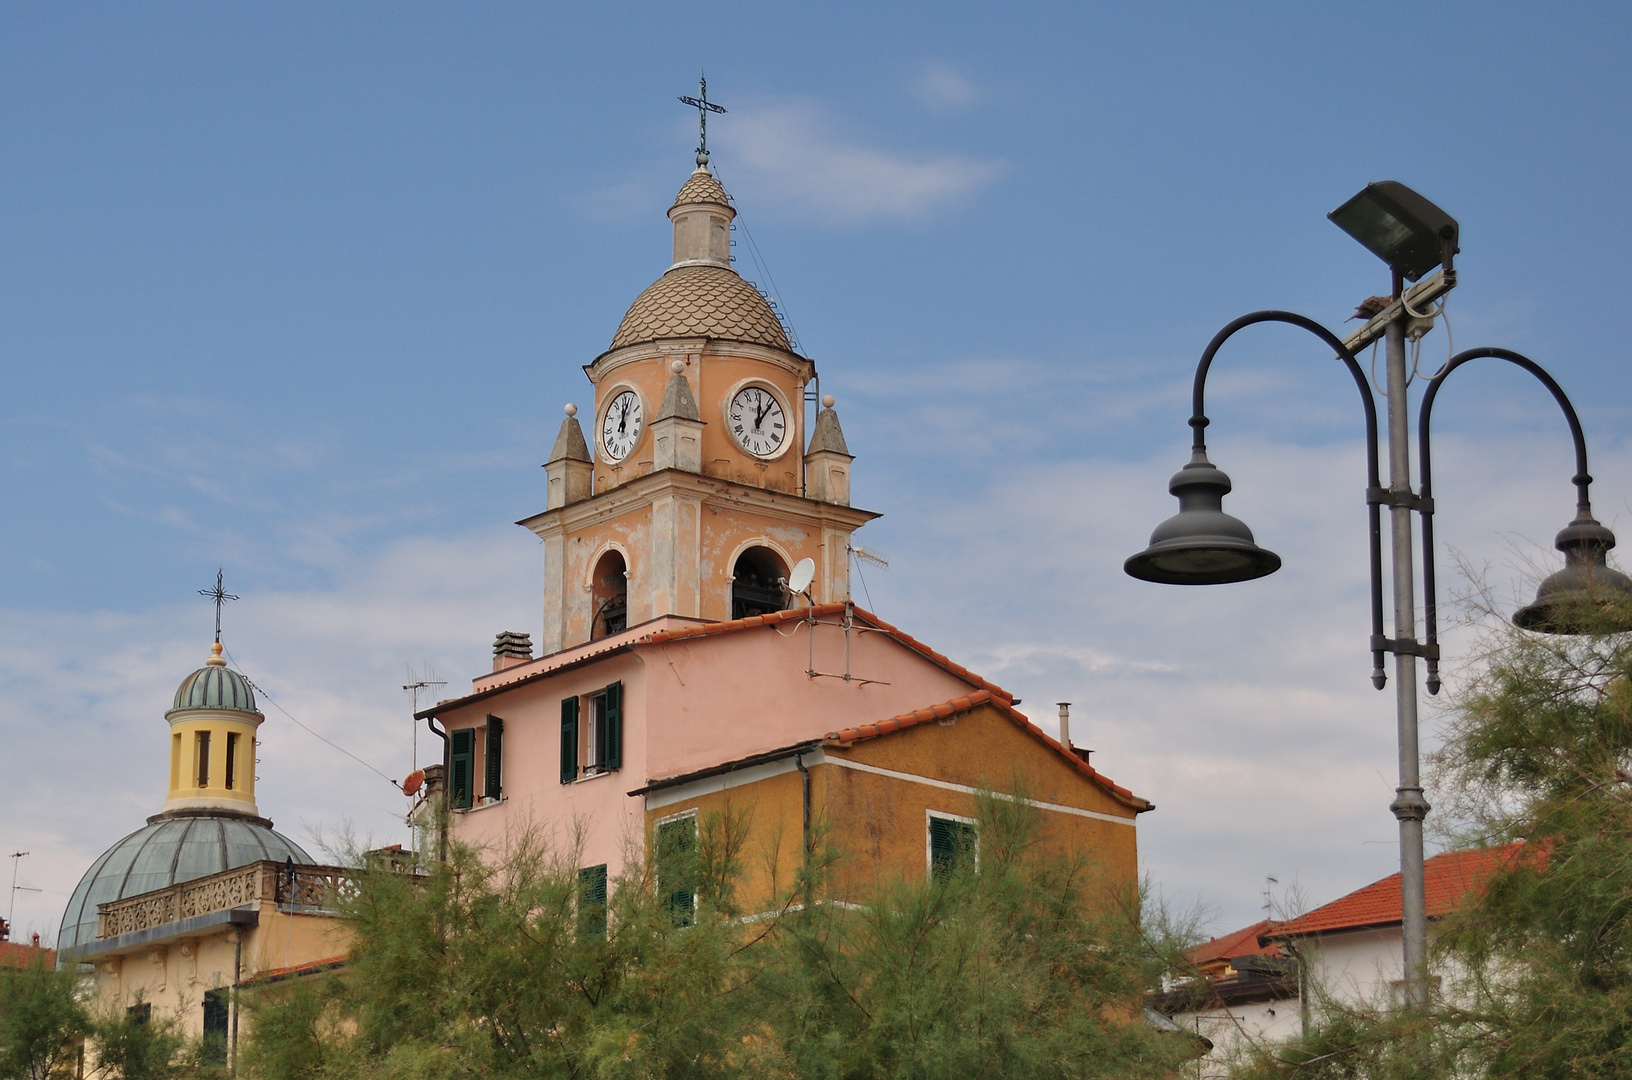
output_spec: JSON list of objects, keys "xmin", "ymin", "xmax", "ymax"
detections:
[
  {"xmin": 240, "ymin": 955, "xmax": 347, "ymax": 987},
  {"xmin": 1189, "ymin": 920, "xmax": 1284, "ymax": 966},
  {"xmin": 642, "ymin": 603, "xmax": 1015, "ymax": 702},
  {"xmin": 0, "ymin": 941, "xmax": 56, "ymax": 970},
  {"xmin": 824, "ymin": 689, "xmax": 1152, "ymax": 813},
  {"xmin": 1269, "ymin": 843, "xmax": 1529, "ymax": 938}
]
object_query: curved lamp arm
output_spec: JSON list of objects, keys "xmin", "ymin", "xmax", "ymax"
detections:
[
  {"xmin": 1192, "ymin": 311, "xmax": 1388, "ymax": 688},
  {"xmin": 1418, "ymin": 348, "xmax": 1592, "ymax": 693}
]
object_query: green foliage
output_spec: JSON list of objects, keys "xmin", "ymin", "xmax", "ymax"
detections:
[
  {"xmin": 1226, "ymin": 606, "xmax": 1632, "ymax": 1079},
  {"xmin": 238, "ymin": 795, "xmax": 1195, "ymax": 1079},
  {"xmin": 87, "ymin": 997, "xmax": 189, "ymax": 1080},
  {"xmin": 762, "ymin": 790, "xmax": 1196, "ymax": 1080},
  {"xmin": 0, "ymin": 955, "xmax": 86, "ymax": 1080}
]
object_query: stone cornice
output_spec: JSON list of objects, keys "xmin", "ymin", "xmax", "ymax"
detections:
[
  {"xmin": 586, "ymin": 338, "xmax": 814, "ymax": 383},
  {"xmin": 518, "ymin": 468, "xmax": 879, "ymax": 539}
]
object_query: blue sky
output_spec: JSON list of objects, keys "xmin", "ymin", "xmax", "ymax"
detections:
[{"xmin": 5, "ymin": 2, "xmax": 1632, "ymax": 942}]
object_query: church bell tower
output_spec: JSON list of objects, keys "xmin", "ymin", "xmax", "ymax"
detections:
[{"xmin": 525, "ymin": 155, "xmax": 877, "ymax": 655}]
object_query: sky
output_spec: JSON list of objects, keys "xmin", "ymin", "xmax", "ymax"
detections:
[{"xmin": 5, "ymin": 2, "xmax": 1632, "ymax": 945}]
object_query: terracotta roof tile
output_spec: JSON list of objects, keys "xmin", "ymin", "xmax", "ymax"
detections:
[
  {"xmin": 240, "ymin": 954, "xmax": 347, "ymax": 986},
  {"xmin": 672, "ymin": 169, "xmax": 731, "ymax": 208},
  {"xmin": 641, "ymin": 603, "xmax": 1014, "ymax": 701},
  {"xmin": 1188, "ymin": 920, "xmax": 1284, "ymax": 966},
  {"xmin": 823, "ymin": 689, "xmax": 1153, "ymax": 813},
  {"xmin": 610, "ymin": 265, "xmax": 789, "ymax": 351},
  {"xmin": 1270, "ymin": 843, "xmax": 1530, "ymax": 938}
]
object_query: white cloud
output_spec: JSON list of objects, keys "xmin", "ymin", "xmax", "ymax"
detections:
[
  {"xmin": 912, "ymin": 63, "xmax": 981, "ymax": 109},
  {"xmin": 715, "ymin": 100, "xmax": 1001, "ymax": 222}
]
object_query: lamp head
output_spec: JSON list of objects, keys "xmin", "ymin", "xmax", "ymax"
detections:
[
  {"xmin": 1329, "ymin": 181, "xmax": 1459, "ymax": 282},
  {"xmin": 1514, "ymin": 512, "xmax": 1632, "ymax": 634},
  {"xmin": 1125, "ymin": 454, "xmax": 1282, "ymax": 585}
]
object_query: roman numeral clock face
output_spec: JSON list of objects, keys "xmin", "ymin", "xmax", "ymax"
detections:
[
  {"xmin": 600, "ymin": 390, "xmax": 643, "ymax": 462},
  {"xmin": 728, "ymin": 386, "xmax": 786, "ymax": 457}
]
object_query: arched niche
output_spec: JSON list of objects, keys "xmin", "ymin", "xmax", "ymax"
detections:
[
  {"xmin": 731, "ymin": 546, "xmax": 789, "ymax": 620},
  {"xmin": 590, "ymin": 549, "xmax": 629, "ymax": 639}
]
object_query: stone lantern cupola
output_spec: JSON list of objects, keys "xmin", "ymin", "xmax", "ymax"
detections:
[
  {"xmin": 163, "ymin": 642, "xmax": 265, "ymax": 818},
  {"xmin": 668, "ymin": 166, "xmax": 735, "ymax": 270}
]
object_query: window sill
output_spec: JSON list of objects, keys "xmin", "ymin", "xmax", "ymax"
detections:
[
  {"xmin": 572, "ymin": 767, "xmax": 620, "ymax": 784},
  {"xmin": 453, "ymin": 796, "xmax": 507, "ymax": 814}
]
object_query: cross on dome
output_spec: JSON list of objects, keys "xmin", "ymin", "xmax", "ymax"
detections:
[
  {"xmin": 677, "ymin": 73, "xmax": 726, "ymax": 167},
  {"xmin": 198, "ymin": 567, "xmax": 239, "ymax": 644}
]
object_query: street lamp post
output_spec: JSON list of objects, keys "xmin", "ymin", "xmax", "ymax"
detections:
[{"xmin": 1125, "ymin": 182, "xmax": 1632, "ymax": 1008}]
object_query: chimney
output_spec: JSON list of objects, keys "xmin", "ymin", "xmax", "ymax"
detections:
[
  {"xmin": 1057, "ymin": 703, "xmax": 1071, "ymax": 749},
  {"xmin": 493, "ymin": 631, "xmax": 534, "ymax": 673}
]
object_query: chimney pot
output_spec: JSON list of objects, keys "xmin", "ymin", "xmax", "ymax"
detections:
[{"xmin": 1057, "ymin": 702, "xmax": 1071, "ymax": 749}]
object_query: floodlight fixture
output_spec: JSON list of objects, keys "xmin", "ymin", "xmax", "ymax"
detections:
[{"xmin": 1329, "ymin": 181, "xmax": 1459, "ymax": 282}]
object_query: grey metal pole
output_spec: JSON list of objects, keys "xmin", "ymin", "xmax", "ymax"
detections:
[{"xmin": 1383, "ymin": 314, "xmax": 1431, "ymax": 1006}]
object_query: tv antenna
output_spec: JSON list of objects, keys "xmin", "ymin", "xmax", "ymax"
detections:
[
  {"xmin": 403, "ymin": 666, "xmax": 446, "ymax": 774},
  {"xmin": 1263, "ymin": 875, "xmax": 1280, "ymax": 915},
  {"xmin": 9, "ymin": 852, "xmax": 40, "ymax": 928},
  {"xmin": 677, "ymin": 72, "xmax": 726, "ymax": 167}
]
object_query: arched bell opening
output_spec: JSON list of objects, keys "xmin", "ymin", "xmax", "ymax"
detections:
[
  {"xmin": 731, "ymin": 546, "xmax": 789, "ymax": 620},
  {"xmin": 590, "ymin": 550, "xmax": 629, "ymax": 640}
]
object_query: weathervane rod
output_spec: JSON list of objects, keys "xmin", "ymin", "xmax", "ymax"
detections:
[
  {"xmin": 198, "ymin": 567, "xmax": 240, "ymax": 643},
  {"xmin": 677, "ymin": 72, "xmax": 726, "ymax": 167}
]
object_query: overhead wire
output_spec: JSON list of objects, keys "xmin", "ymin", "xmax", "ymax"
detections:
[{"xmin": 222, "ymin": 645, "xmax": 404, "ymax": 793}]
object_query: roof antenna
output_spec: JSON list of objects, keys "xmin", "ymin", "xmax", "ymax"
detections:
[
  {"xmin": 9, "ymin": 852, "xmax": 40, "ymax": 930},
  {"xmin": 198, "ymin": 567, "xmax": 240, "ymax": 644},
  {"xmin": 403, "ymin": 665, "xmax": 447, "ymax": 773},
  {"xmin": 677, "ymin": 72, "xmax": 726, "ymax": 168}
]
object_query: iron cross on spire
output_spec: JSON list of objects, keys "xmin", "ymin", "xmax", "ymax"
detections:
[
  {"xmin": 677, "ymin": 73, "xmax": 726, "ymax": 167},
  {"xmin": 198, "ymin": 568, "xmax": 240, "ymax": 644}
]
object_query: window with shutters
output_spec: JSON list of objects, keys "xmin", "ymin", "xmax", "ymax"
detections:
[
  {"xmin": 656, "ymin": 812, "xmax": 697, "ymax": 927},
  {"xmin": 927, "ymin": 812, "xmax": 978, "ymax": 881},
  {"xmin": 202, "ymin": 990, "xmax": 228, "ymax": 1063},
  {"xmin": 449, "ymin": 728, "xmax": 475, "ymax": 810},
  {"xmin": 564, "ymin": 682, "xmax": 623, "ymax": 781},
  {"xmin": 196, "ymin": 731, "xmax": 211, "ymax": 788},
  {"xmin": 578, "ymin": 864, "xmax": 608, "ymax": 939},
  {"xmin": 484, "ymin": 716, "xmax": 504, "ymax": 801}
]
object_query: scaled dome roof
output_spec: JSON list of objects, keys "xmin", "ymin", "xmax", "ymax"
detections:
[
  {"xmin": 609, "ymin": 264, "xmax": 790, "ymax": 352},
  {"xmin": 173, "ymin": 657, "xmax": 257, "ymax": 713},
  {"xmin": 58, "ymin": 815, "xmax": 312, "ymax": 954}
]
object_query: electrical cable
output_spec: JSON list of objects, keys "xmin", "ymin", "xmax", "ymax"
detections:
[
  {"xmin": 851, "ymin": 551, "xmax": 876, "ymax": 611},
  {"xmin": 222, "ymin": 646, "xmax": 404, "ymax": 793}
]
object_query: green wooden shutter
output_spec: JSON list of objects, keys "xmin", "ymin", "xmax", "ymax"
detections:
[
  {"xmin": 658, "ymin": 817, "xmax": 696, "ymax": 927},
  {"xmin": 484, "ymin": 716, "xmax": 504, "ymax": 801},
  {"xmin": 929, "ymin": 817, "xmax": 976, "ymax": 880},
  {"xmin": 577, "ymin": 864, "xmax": 608, "ymax": 939},
  {"xmin": 202, "ymin": 990, "xmax": 228, "ymax": 1064},
  {"xmin": 450, "ymin": 729, "xmax": 474, "ymax": 810},
  {"xmin": 603, "ymin": 681, "xmax": 622, "ymax": 771},
  {"xmin": 560, "ymin": 697, "xmax": 579, "ymax": 784}
]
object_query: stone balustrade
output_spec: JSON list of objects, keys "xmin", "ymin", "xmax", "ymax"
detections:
[{"xmin": 97, "ymin": 860, "xmax": 354, "ymax": 939}]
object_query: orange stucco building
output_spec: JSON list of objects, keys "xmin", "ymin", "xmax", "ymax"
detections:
[{"xmin": 419, "ymin": 149, "xmax": 1152, "ymax": 911}]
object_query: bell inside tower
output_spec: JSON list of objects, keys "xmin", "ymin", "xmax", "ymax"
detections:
[
  {"xmin": 590, "ymin": 550, "xmax": 629, "ymax": 639},
  {"xmin": 731, "ymin": 547, "xmax": 789, "ymax": 619}
]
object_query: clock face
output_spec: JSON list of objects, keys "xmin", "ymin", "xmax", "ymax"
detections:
[
  {"xmin": 728, "ymin": 385, "xmax": 787, "ymax": 458},
  {"xmin": 600, "ymin": 390, "xmax": 643, "ymax": 462}
]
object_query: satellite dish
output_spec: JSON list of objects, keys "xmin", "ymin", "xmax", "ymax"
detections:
[{"xmin": 787, "ymin": 557, "xmax": 816, "ymax": 596}]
